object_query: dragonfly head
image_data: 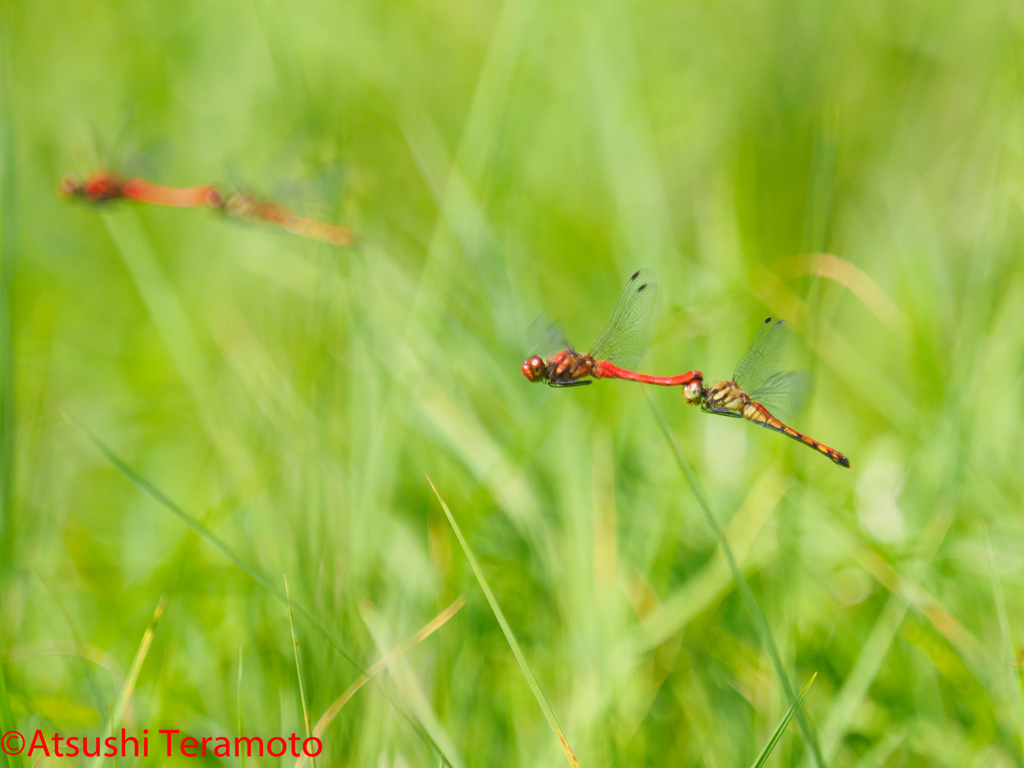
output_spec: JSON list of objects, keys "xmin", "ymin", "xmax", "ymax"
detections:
[
  {"xmin": 682, "ymin": 373, "xmax": 705, "ymax": 406},
  {"xmin": 522, "ymin": 355, "xmax": 548, "ymax": 383}
]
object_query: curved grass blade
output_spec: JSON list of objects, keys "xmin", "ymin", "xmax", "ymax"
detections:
[
  {"xmin": 237, "ymin": 648, "xmax": 246, "ymax": 768},
  {"xmin": 294, "ymin": 596, "xmax": 466, "ymax": 768},
  {"xmin": 92, "ymin": 597, "xmax": 165, "ymax": 768},
  {"xmin": 284, "ymin": 574, "xmax": 316, "ymax": 768},
  {"xmin": 0, "ymin": 1, "xmax": 16, "ymax": 576},
  {"xmin": 986, "ymin": 527, "xmax": 1024, "ymax": 760},
  {"xmin": 0, "ymin": 665, "xmax": 19, "ymax": 768},
  {"xmin": 426, "ymin": 475, "xmax": 580, "ymax": 767},
  {"xmin": 646, "ymin": 393, "xmax": 825, "ymax": 768},
  {"xmin": 750, "ymin": 673, "xmax": 817, "ymax": 768}
]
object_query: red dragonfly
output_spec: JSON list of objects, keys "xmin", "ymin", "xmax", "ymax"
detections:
[
  {"xmin": 521, "ymin": 270, "xmax": 701, "ymax": 388},
  {"xmin": 58, "ymin": 170, "xmax": 354, "ymax": 246},
  {"xmin": 681, "ymin": 318, "xmax": 850, "ymax": 467}
]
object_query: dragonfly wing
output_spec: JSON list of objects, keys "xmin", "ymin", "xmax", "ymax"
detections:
[
  {"xmin": 747, "ymin": 371, "xmax": 811, "ymax": 423},
  {"xmin": 587, "ymin": 269, "xmax": 660, "ymax": 370},
  {"xmin": 527, "ymin": 316, "xmax": 576, "ymax": 358},
  {"xmin": 733, "ymin": 318, "xmax": 792, "ymax": 393}
]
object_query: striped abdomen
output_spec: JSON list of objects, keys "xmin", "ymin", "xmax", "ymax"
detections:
[{"xmin": 742, "ymin": 402, "xmax": 850, "ymax": 468}]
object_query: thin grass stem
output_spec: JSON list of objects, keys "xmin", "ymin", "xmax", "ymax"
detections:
[
  {"xmin": 751, "ymin": 673, "xmax": 818, "ymax": 768},
  {"xmin": 646, "ymin": 393, "xmax": 825, "ymax": 768},
  {"xmin": 427, "ymin": 476, "xmax": 580, "ymax": 767},
  {"xmin": 91, "ymin": 597, "xmax": 165, "ymax": 768},
  {"xmin": 285, "ymin": 574, "xmax": 316, "ymax": 768},
  {"xmin": 237, "ymin": 647, "xmax": 245, "ymax": 768},
  {"xmin": 0, "ymin": 0, "xmax": 16, "ymax": 583},
  {"xmin": 985, "ymin": 527, "xmax": 1024, "ymax": 760},
  {"xmin": 0, "ymin": 664, "xmax": 19, "ymax": 768}
]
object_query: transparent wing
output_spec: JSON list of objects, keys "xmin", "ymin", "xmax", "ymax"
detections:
[
  {"xmin": 733, "ymin": 318, "xmax": 791, "ymax": 393},
  {"xmin": 527, "ymin": 316, "xmax": 576, "ymax": 358},
  {"xmin": 747, "ymin": 371, "xmax": 811, "ymax": 422},
  {"xmin": 587, "ymin": 269, "xmax": 660, "ymax": 370}
]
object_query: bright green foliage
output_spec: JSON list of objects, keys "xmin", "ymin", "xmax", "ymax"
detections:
[{"xmin": 1, "ymin": 0, "xmax": 1024, "ymax": 765}]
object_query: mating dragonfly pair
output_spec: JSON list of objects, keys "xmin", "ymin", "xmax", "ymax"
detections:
[
  {"xmin": 521, "ymin": 270, "xmax": 850, "ymax": 468},
  {"xmin": 58, "ymin": 170, "xmax": 354, "ymax": 246}
]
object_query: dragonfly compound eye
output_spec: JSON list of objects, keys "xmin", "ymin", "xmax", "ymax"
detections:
[{"xmin": 522, "ymin": 356, "xmax": 546, "ymax": 382}]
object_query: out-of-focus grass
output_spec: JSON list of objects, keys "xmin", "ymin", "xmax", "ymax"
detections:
[{"xmin": 2, "ymin": 0, "xmax": 1024, "ymax": 765}]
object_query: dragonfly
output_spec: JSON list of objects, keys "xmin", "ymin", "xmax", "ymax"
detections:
[
  {"xmin": 58, "ymin": 170, "xmax": 355, "ymax": 246},
  {"xmin": 681, "ymin": 317, "xmax": 850, "ymax": 467},
  {"xmin": 521, "ymin": 269, "xmax": 701, "ymax": 388}
]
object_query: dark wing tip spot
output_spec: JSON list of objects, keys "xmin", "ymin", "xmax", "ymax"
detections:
[
  {"xmin": 630, "ymin": 270, "xmax": 640, "ymax": 280},
  {"xmin": 764, "ymin": 317, "xmax": 772, "ymax": 324},
  {"xmin": 637, "ymin": 283, "xmax": 648, "ymax": 292}
]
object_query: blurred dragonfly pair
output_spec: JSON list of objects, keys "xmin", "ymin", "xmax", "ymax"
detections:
[
  {"xmin": 58, "ymin": 170, "xmax": 354, "ymax": 246},
  {"xmin": 522, "ymin": 270, "xmax": 850, "ymax": 468}
]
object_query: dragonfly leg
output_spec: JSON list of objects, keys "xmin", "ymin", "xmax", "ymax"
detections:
[{"xmin": 701, "ymin": 403, "xmax": 743, "ymax": 419}]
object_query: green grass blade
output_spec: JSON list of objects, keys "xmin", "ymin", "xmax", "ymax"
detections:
[
  {"xmin": 284, "ymin": 574, "xmax": 316, "ymax": 768},
  {"xmin": 64, "ymin": 412, "xmax": 452, "ymax": 764},
  {"xmin": 750, "ymin": 673, "xmax": 818, "ymax": 768},
  {"xmin": 237, "ymin": 647, "xmax": 245, "ymax": 768},
  {"xmin": 986, "ymin": 528, "xmax": 1024, "ymax": 759},
  {"xmin": 61, "ymin": 410, "xmax": 364, "ymax": 664},
  {"xmin": 817, "ymin": 593, "xmax": 906, "ymax": 761},
  {"xmin": 0, "ymin": 67, "xmax": 19, "ymax": 752},
  {"xmin": 0, "ymin": 663, "xmax": 20, "ymax": 768},
  {"xmin": 647, "ymin": 394, "xmax": 825, "ymax": 768},
  {"xmin": 0, "ymin": 0, "xmax": 17, "ymax": 580},
  {"xmin": 851, "ymin": 729, "xmax": 905, "ymax": 768},
  {"xmin": 300, "ymin": 598, "xmax": 467, "ymax": 768},
  {"xmin": 92, "ymin": 597, "xmax": 165, "ymax": 768},
  {"xmin": 37, "ymin": 571, "xmax": 110, "ymax": 721},
  {"xmin": 426, "ymin": 475, "xmax": 580, "ymax": 767},
  {"xmin": 815, "ymin": 506, "xmax": 953, "ymax": 764}
]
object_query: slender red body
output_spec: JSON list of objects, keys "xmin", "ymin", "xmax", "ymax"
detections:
[
  {"xmin": 117, "ymin": 176, "xmax": 222, "ymax": 208},
  {"xmin": 520, "ymin": 270, "xmax": 697, "ymax": 390},
  {"xmin": 595, "ymin": 360, "xmax": 701, "ymax": 386},
  {"xmin": 59, "ymin": 171, "xmax": 221, "ymax": 207},
  {"xmin": 522, "ymin": 349, "xmax": 699, "ymax": 388}
]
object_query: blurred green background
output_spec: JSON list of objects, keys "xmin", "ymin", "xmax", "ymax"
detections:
[{"xmin": 2, "ymin": 0, "xmax": 1024, "ymax": 765}]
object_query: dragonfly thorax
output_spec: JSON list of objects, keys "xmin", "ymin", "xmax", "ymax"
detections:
[
  {"xmin": 705, "ymin": 380, "xmax": 750, "ymax": 413},
  {"xmin": 547, "ymin": 350, "xmax": 596, "ymax": 384}
]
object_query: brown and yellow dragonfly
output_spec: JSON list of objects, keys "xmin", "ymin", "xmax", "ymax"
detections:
[{"xmin": 682, "ymin": 318, "xmax": 850, "ymax": 467}]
